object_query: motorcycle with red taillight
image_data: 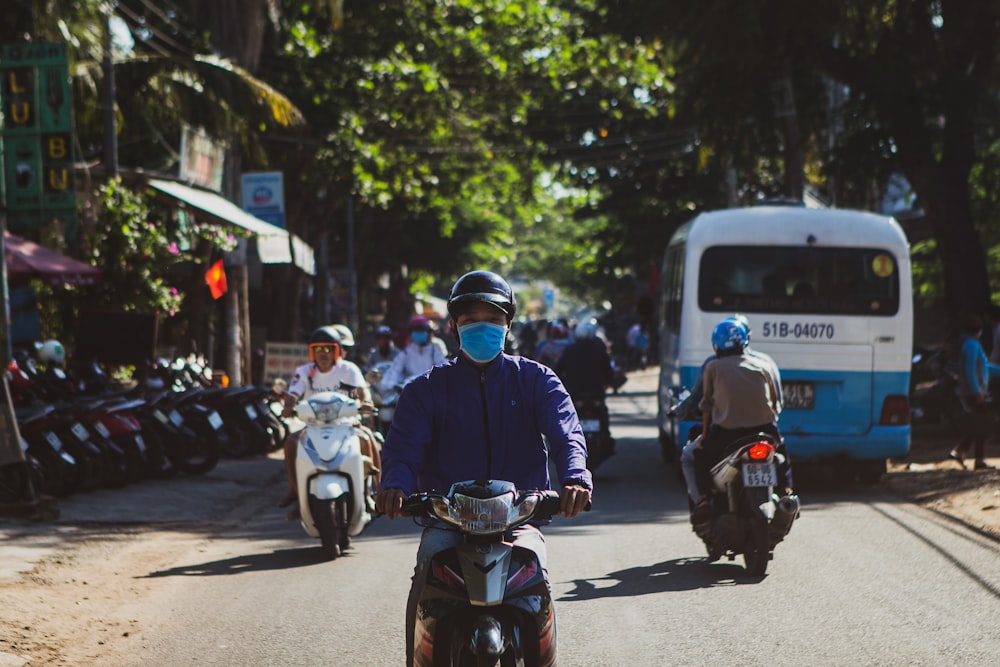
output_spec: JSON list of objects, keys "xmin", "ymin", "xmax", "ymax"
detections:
[{"xmin": 695, "ymin": 433, "xmax": 799, "ymax": 576}]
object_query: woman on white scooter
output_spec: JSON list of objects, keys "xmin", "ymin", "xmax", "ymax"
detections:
[{"xmin": 278, "ymin": 325, "xmax": 372, "ymax": 519}]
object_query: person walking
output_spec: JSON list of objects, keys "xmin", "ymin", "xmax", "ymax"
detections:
[{"xmin": 950, "ymin": 314, "xmax": 1000, "ymax": 470}]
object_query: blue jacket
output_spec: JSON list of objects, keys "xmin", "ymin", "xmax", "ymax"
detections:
[
  {"xmin": 958, "ymin": 335, "xmax": 1000, "ymax": 398},
  {"xmin": 380, "ymin": 352, "xmax": 593, "ymax": 495}
]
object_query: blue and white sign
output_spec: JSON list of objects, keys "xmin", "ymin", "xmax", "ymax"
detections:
[{"xmin": 241, "ymin": 171, "xmax": 285, "ymax": 228}]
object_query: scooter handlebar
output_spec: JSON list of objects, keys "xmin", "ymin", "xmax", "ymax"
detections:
[{"xmin": 400, "ymin": 488, "xmax": 582, "ymax": 522}]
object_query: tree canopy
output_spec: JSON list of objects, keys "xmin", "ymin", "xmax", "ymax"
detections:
[{"xmin": 7, "ymin": 0, "xmax": 1000, "ymax": 336}]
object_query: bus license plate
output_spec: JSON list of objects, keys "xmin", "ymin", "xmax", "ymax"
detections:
[
  {"xmin": 579, "ymin": 419, "xmax": 601, "ymax": 433},
  {"xmin": 783, "ymin": 381, "xmax": 814, "ymax": 409},
  {"xmin": 741, "ymin": 462, "xmax": 777, "ymax": 487}
]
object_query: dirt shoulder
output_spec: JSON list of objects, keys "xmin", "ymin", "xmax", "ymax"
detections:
[{"xmin": 882, "ymin": 424, "xmax": 1000, "ymax": 540}]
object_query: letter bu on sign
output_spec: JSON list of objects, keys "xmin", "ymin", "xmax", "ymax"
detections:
[{"xmin": 1, "ymin": 42, "xmax": 77, "ymax": 235}]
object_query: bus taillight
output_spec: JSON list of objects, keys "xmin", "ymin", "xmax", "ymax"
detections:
[{"xmin": 879, "ymin": 394, "xmax": 910, "ymax": 425}]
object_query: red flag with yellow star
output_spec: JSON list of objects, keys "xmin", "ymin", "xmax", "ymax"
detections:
[{"xmin": 204, "ymin": 259, "xmax": 228, "ymax": 299}]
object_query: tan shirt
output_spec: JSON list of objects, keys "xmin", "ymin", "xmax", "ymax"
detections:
[{"xmin": 699, "ymin": 353, "xmax": 780, "ymax": 429}]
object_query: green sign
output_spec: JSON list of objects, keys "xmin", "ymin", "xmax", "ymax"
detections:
[{"xmin": 1, "ymin": 42, "xmax": 77, "ymax": 238}]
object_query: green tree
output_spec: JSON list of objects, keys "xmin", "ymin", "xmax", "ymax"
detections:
[
  {"xmin": 263, "ymin": 0, "xmax": 667, "ymax": 323},
  {"xmin": 597, "ymin": 0, "xmax": 1000, "ymax": 323}
]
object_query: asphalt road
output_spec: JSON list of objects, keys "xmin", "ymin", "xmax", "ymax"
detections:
[{"xmin": 6, "ymin": 368, "xmax": 1000, "ymax": 666}]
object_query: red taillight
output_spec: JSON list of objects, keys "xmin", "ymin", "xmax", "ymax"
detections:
[
  {"xmin": 880, "ymin": 394, "xmax": 910, "ymax": 425},
  {"xmin": 748, "ymin": 442, "xmax": 774, "ymax": 460}
]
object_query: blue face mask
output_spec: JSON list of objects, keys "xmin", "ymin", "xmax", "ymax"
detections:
[
  {"xmin": 410, "ymin": 331, "xmax": 429, "ymax": 345},
  {"xmin": 458, "ymin": 322, "xmax": 507, "ymax": 364}
]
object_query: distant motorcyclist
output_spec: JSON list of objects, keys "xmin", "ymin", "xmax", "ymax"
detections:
[
  {"xmin": 535, "ymin": 319, "xmax": 572, "ymax": 368},
  {"xmin": 331, "ymin": 323, "xmax": 361, "ymax": 364},
  {"xmin": 378, "ymin": 316, "xmax": 447, "ymax": 393},
  {"xmin": 556, "ymin": 320, "xmax": 615, "ymax": 462},
  {"xmin": 691, "ymin": 318, "xmax": 788, "ymax": 528},
  {"xmin": 365, "ymin": 324, "xmax": 401, "ymax": 372}
]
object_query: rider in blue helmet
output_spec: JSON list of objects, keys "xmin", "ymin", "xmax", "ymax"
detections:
[
  {"xmin": 691, "ymin": 317, "xmax": 788, "ymax": 532},
  {"xmin": 710, "ymin": 317, "xmax": 749, "ymax": 353}
]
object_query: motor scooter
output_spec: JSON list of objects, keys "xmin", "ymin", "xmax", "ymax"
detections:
[
  {"xmin": 294, "ymin": 390, "xmax": 375, "ymax": 560},
  {"xmin": 402, "ymin": 479, "xmax": 571, "ymax": 667},
  {"xmin": 695, "ymin": 432, "xmax": 799, "ymax": 576},
  {"xmin": 573, "ymin": 395, "xmax": 614, "ymax": 470}
]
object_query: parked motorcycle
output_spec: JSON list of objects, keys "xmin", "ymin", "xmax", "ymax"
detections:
[
  {"xmin": 294, "ymin": 390, "xmax": 375, "ymax": 560},
  {"xmin": 695, "ymin": 433, "xmax": 799, "ymax": 576},
  {"xmin": 910, "ymin": 344, "xmax": 963, "ymax": 425},
  {"xmin": 15, "ymin": 404, "xmax": 80, "ymax": 497},
  {"xmin": 402, "ymin": 480, "xmax": 568, "ymax": 667}
]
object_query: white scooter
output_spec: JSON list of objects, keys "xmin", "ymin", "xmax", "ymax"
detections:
[{"xmin": 294, "ymin": 390, "xmax": 374, "ymax": 560}]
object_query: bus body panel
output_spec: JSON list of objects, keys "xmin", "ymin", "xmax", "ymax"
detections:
[{"xmin": 657, "ymin": 206, "xmax": 912, "ymax": 463}]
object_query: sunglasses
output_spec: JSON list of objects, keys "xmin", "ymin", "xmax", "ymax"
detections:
[{"xmin": 310, "ymin": 344, "xmax": 337, "ymax": 354}]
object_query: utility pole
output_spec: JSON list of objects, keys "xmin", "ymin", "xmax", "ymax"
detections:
[
  {"xmin": 0, "ymin": 210, "xmax": 47, "ymax": 517},
  {"xmin": 346, "ymin": 197, "xmax": 359, "ymax": 334},
  {"xmin": 102, "ymin": 4, "xmax": 118, "ymax": 179}
]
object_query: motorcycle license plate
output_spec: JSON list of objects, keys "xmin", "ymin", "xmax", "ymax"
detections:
[
  {"xmin": 208, "ymin": 410, "xmax": 224, "ymax": 430},
  {"xmin": 741, "ymin": 462, "xmax": 777, "ymax": 487},
  {"xmin": 579, "ymin": 419, "xmax": 601, "ymax": 433}
]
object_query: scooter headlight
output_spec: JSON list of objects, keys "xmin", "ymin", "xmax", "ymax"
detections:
[
  {"xmin": 437, "ymin": 492, "xmax": 519, "ymax": 534},
  {"xmin": 299, "ymin": 392, "xmax": 354, "ymax": 423}
]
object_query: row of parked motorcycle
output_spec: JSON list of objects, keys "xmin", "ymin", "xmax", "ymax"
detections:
[{"xmin": 2, "ymin": 344, "xmax": 288, "ymax": 503}]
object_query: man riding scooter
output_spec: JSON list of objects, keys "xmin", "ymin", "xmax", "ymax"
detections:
[{"xmin": 690, "ymin": 318, "xmax": 791, "ymax": 529}]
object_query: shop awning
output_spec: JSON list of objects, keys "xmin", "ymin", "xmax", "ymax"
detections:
[
  {"xmin": 148, "ymin": 179, "xmax": 315, "ymax": 275},
  {"xmin": 5, "ymin": 231, "xmax": 102, "ymax": 286}
]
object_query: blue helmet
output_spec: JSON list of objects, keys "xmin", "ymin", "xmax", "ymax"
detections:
[{"xmin": 711, "ymin": 318, "xmax": 748, "ymax": 353}]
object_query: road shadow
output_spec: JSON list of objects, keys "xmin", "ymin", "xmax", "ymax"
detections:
[
  {"xmin": 557, "ymin": 556, "xmax": 764, "ymax": 601},
  {"xmin": 138, "ymin": 544, "xmax": 364, "ymax": 578}
]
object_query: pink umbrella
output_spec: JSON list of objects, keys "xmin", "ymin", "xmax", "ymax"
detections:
[{"xmin": 4, "ymin": 231, "xmax": 102, "ymax": 287}]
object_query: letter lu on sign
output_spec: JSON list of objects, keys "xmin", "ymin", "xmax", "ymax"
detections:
[{"xmin": 1, "ymin": 42, "xmax": 78, "ymax": 237}]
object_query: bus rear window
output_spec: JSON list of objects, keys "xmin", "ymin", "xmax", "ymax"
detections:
[{"xmin": 698, "ymin": 245, "xmax": 900, "ymax": 316}]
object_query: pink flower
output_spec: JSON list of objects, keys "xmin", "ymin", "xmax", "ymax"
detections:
[{"xmin": 169, "ymin": 242, "xmax": 180, "ymax": 254}]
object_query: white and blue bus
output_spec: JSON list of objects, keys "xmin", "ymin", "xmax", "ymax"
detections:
[{"xmin": 657, "ymin": 205, "xmax": 913, "ymax": 482}]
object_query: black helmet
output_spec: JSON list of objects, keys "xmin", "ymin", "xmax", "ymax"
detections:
[
  {"xmin": 309, "ymin": 326, "xmax": 342, "ymax": 346},
  {"xmin": 447, "ymin": 270, "xmax": 517, "ymax": 322}
]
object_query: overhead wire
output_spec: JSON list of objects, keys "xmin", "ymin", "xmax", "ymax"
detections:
[{"xmin": 115, "ymin": 1, "xmax": 195, "ymax": 57}]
